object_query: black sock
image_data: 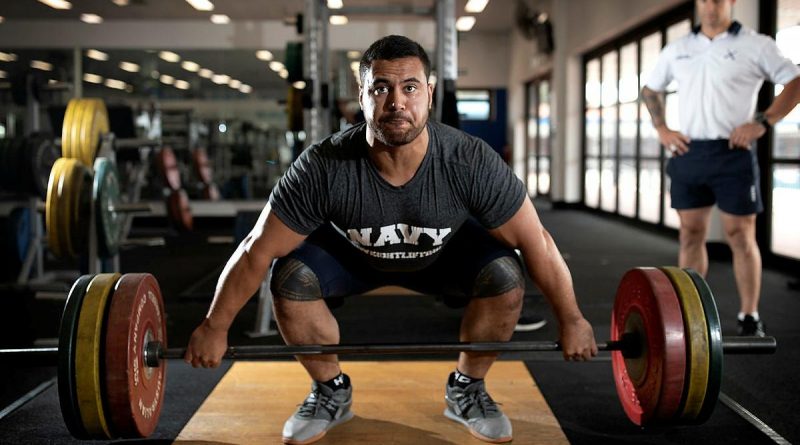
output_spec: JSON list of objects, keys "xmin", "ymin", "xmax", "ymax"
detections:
[
  {"xmin": 321, "ymin": 372, "xmax": 350, "ymax": 391},
  {"xmin": 451, "ymin": 369, "xmax": 483, "ymax": 388}
]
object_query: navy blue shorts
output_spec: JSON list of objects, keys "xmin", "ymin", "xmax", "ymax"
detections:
[
  {"xmin": 666, "ymin": 139, "xmax": 763, "ymax": 215},
  {"xmin": 271, "ymin": 219, "xmax": 520, "ymax": 300}
]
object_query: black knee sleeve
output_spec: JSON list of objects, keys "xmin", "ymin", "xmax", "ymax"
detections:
[
  {"xmin": 270, "ymin": 258, "xmax": 323, "ymax": 301},
  {"xmin": 471, "ymin": 256, "xmax": 524, "ymax": 298}
]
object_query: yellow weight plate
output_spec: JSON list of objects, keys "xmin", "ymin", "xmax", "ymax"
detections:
[
  {"xmin": 660, "ymin": 266, "xmax": 710, "ymax": 421},
  {"xmin": 58, "ymin": 158, "xmax": 77, "ymax": 257},
  {"xmin": 90, "ymin": 99, "xmax": 109, "ymax": 161},
  {"xmin": 75, "ymin": 273, "xmax": 121, "ymax": 439},
  {"xmin": 70, "ymin": 163, "xmax": 92, "ymax": 257},
  {"xmin": 77, "ymin": 99, "xmax": 108, "ymax": 166},
  {"xmin": 45, "ymin": 158, "xmax": 67, "ymax": 257},
  {"xmin": 70, "ymin": 99, "xmax": 88, "ymax": 161},
  {"xmin": 64, "ymin": 159, "xmax": 91, "ymax": 257},
  {"xmin": 61, "ymin": 99, "xmax": 80, "ymax": 158},
  {"xmin": 78, "ymin": 99, "xmax": 95, "ymax": 165}
]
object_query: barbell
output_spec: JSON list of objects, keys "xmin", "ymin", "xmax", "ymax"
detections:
[{"xmin": 0, "ymin": 267, "xmax": 777, "ymax": 439}]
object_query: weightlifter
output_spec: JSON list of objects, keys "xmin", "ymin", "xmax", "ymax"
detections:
[{"xmin": 185, "ymin": 35, "xmax": 597, "ymax": 444}]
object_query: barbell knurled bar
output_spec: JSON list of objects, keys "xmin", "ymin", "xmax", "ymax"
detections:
[{"xmin": 0, "ymin": 335, "xmax": 776, "ymax": 368}]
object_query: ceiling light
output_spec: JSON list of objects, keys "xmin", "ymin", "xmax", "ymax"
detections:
[
  {"xmin": 292, "ymin": 80, "xmax": 306, "ymax": 89},
  {"xmin": 158, "ymin": 51, "xmax": 180, "ymax": 63},
  {"xmin": 150, "ymin": 70, "xmax": 159, "ymax": 79},
  {"xmin": 329, "ymin": 15, "xmax": 348, "ymax": 25},
  {"xmin": 464, "ymin": 0, "xmax": 488, "ymax": 13},
  {"xmin": 279, "ymin": 69, "xmax": 288, "ymax": 79},
  {"xmin": 239, "ymin": 84, "xmax": 252, "ymax": 94},
  {"xmin": 228, "ymin": 79, "xmax": 242, "ymax": 89},
  {"xmin": 181, "ymin": 61, "xmax": 200, "ymax": 72},
  {"xmin": 81, "ymin": 13, "xmax": 103, "ymax": 24},
  {"xmin": 198, "ymin": 68, "xmax": 214, "ymax": 78},
  {"xmin": 350, "ymin": 61, "xmax": 359, "ymax": 71},
  {"xmin": 0, "ymin": 52, "xmax": 17, "ymax": 62},
  {"xmin": 104, "ymin": 78, "xmax": 126, "ymax": 89},
  {"xmin": 327, "ymin": 0, "xmax": 343, "ymax": 9},
  {"xmin": 0, "ymin": 70, "xmax": 6, "ymax": 79},
  {"xmin": 174, "ymin": 80, "xmax": 190, "ymax": 90},
  {"xmin": 0, "ymin": 16, "xmax": 5, "ymax": 24},
  {"xmin": 455, "ymin": 16, "xmax": 476, "ymax": 32},
  {"xmin": 159, "ymin": 74, "xmax": 175, "ymax": 85},
  {"xmin": 212, "ymin": 74, "xmax": 230, "ymax": 84},
  {"xmin": 86, "ymin": 49, "xmax": 108, "ymax": 61},
  {"xmin": 83, "ymin": 73, "xmax": 103, "ymax": 83},
  {"xmin": 210, "ymin": 14, "xmax": 229, "ymax": 24},
  {"xmin": 37, "ymin": 0, "xmax": 72, "ymax": 10},
  {"xmin": 347, "ymin": 50, "xmax": 361, "ymax": 59},
  {"xmin": 256, "ymin": 50, "xmax": 273, "ymax": 61},
  {"xmin": 31, "ymin": 60, "xmax": 53, "ymax": 71},
  {"xmin": 185, "ymin": 0, "xmax": 213, "ymax": 11},
  {"xmin": 119, "ymin": 61, "xmax": 139, "ymax": 72},
  {"xmin": 112, "ymin": 0, "xmax": 129, "ymax": 5},
  {"xmin": 268, "ymin": 61, "xmax": 284, "ymax": 72}
]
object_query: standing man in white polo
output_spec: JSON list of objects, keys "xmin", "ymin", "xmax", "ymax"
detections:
[{"xmin": 641, "ymin": 0, "xmax": 800, "ymax": 336}]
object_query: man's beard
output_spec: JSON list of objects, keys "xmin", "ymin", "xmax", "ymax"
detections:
[{"xmin": 368, "ymin": 113, "xmax": 427, "ymax": 147}]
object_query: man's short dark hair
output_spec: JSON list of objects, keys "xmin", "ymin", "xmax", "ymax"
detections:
[{"xmin": 359, "ymin": 35, "xmax": 431, "ymax": 85}]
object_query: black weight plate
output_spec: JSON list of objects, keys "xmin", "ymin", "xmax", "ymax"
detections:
[
  {"xmin": 684, "ymin": 268, "xmax": 723, "ymax": 424},
  {"xmin": 28, "ymin": 133, "xmax": 59, "ymax": 199},
  {"xmin": 57, "ymin": 274, "xmax": 95, "ymax": 439}
]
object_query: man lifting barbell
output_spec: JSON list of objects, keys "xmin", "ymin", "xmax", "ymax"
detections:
[{"xmin": 184, "ymin": 34, "xmax": 597, "ymax": 444}]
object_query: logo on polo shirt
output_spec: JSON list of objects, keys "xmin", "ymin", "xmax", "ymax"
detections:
[{"xmin": 724, "ymin": 49, "xmax": 737, "ymax": 60}]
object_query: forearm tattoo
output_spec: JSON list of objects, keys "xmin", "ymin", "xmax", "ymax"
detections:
[{"xmin": 642, "ymin": 89, "xmax": 666, "ymax": 128}]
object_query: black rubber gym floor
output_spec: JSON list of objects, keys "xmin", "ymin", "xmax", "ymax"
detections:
[{"xmin": 1, "ymin": 202, "xmax": 798, "ymax": 444}]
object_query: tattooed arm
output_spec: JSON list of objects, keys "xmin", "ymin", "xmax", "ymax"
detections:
[{"xmin": 641, "ymin": 86, "xmax": 691, "ymax": 154}]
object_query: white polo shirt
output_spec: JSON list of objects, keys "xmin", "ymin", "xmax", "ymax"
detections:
[{"xmin": 646, "ymin": 21, "xmax": 800, "ymax": 140}]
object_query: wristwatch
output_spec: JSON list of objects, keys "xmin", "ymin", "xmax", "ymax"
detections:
[{"xmin": 754, "ymin": 112, "xmax": 771, "ymax": 130}]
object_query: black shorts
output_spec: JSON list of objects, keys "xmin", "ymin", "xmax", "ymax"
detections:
[
  {"xmin": 271, "ymin": 219, "xmax": 520, "ymax": 300},
  {"xmin": 666, "ymin": 139, "xmax": 763, "ymax": 215}
]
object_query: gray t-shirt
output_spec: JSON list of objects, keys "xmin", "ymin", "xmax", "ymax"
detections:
[{"xmin": 269, "ymin": 120, "xmax": 526, "ymax": 271}]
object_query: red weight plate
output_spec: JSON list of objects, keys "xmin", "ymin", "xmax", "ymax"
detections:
[
  {"xmin": 611, "ymin": 267, "xmax": 686, "ymax": 425},
  {"xmin": 166, "ymin": 189, "xmax": 193, "ymax": 231},
  {"xmin": 193, "ymin": 148, "xmax": 213, "ymax": 184},
  {"xmin": 156, "ymin": 147, "xmax": 182, "ymax": 190},
  {"xmin": 104, "ymin": 273, "xmax": 167, "ymax": 438},
  {"xmin": 201, "ymin": 182, "xmax": 220, "ymax": 201}
]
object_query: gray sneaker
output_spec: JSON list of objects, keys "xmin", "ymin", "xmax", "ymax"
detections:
[
  {"xmin": 282, "ymin": 380, "xmax": 354, "ymax": 445},
  {"xmin": 444, "ymin": 374, "xmax": 513, "ymax": 443}
]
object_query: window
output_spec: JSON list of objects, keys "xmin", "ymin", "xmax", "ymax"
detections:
[
  {"xmin": 770, "ymin": 0, "xmax": 800, "ymax": 260},
  {"xmin": 456, "ymin": 90, "xmax": 492, "ymax": 121},
  {"xmin": 582, "ymin": 3, "xmax": 693, "ymax": 229},
  {"xmin": 525, "ymin": 77, "xmax": 552, "ymax": 197}
]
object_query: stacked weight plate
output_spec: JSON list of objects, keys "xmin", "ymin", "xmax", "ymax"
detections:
[
  {"xmin": 58, "ymin": 273, "xmax": 167, "ymax": 439},
  {"xmin": 193, "ymin": 147, "xmax": 221, "ymax": 201},
  {"xmin": 0, "ymin": 134, "xmax": 59, "ymax": 199},
  {"xmin": 47, "ymin": 98, "xmax": 111, "ymax": 258},
  {"xmin": 610, "ymin": 267, "xmax": 723, "ymax": 425},
  {"xmin": 62, "ymin": 98, "xmax": 109, "ymax": 167},
  {"xmin": 156, "ymin": 147, "xmax": 193, "ymax": 231}
]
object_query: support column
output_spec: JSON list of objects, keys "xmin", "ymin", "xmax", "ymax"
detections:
[{"xmin": 435, "ymin": 0, "xmax": 458, "ymax": 127}]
